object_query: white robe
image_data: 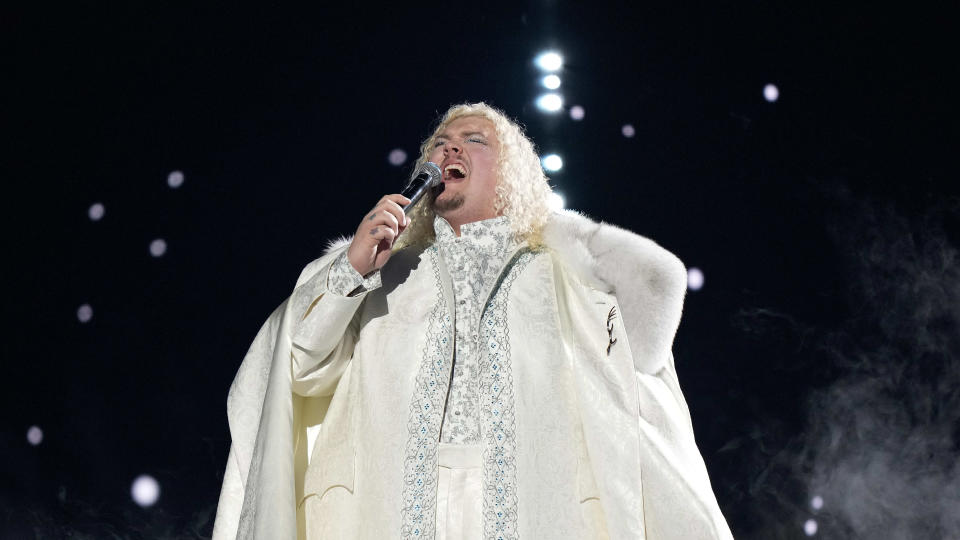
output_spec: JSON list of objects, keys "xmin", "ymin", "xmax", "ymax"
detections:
[{"xmin": 212, "ymin": 210, "xmax": 733, "ymax": 539}]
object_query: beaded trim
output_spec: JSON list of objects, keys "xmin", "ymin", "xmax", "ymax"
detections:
[
  {"xmin": 480, "ymin": 250, "xmax": 535, "ymax": 540},
  {"xmin": 400, "ymin": 247, "xmax": 454, "ymax": 539}
]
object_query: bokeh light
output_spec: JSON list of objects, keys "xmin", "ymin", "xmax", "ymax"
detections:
[
  {"xmin": 167, "ymin": 170, "xmax": 184, "ymax": 188},
  {"xmin": 687, "ymin": 267, "xmax": 705, "ymax": 291},
  {"xmin": 811, "ymin": 495, "xmax": 824, "ymax": 510},
  {"xmin": 536, "ymin": 93, "xmax": 563, "ymax": 113},
  {"xmin": 131, "ymin": 474, "xmax": 160, "ymax": 507},
  {"xmin": 27, "ymin": 425, "xmax": 43, "ymax": 446},
  {"xmin": 88, "ymin": 203, "xmax": 105, "ymax": 221},
  {"xmin": 542, "ymin": 74, "xmax": 561, "ymax": 89},
  {"xmin": 569, "ymin": 105, "xmax": 585, "ymax": 121},
  {"xmin": 387, "ymin": 148, "xmax": 407, "ymax": 166},
  {"xmin": 804, "ymin": 519, "xmax": 818, "ymax": 536},
  {"xmin": 621, "ymin": 124, "xmax": 636, "ymax": 138},
  {"xmin": 764, "ymin": 83, "xmax": 779, "ymax": 102},
  {"xmin": 541, "ymin": 154, "xmax": 563, "ymax": 172},
  {"xmin": 77, "ymin": 303, "xmax": 93, "ymax": 323},
  {"xmin": 534, "ymin": 51, "xmax": 563, "ymax": 71},
  {"xmin": 149, "ymin": 239, "xmax": 167, "ymax": 257}
]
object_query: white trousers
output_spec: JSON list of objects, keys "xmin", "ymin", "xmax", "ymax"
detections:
[{"xmin": 435, "ymin": 443, "xmax": 483, "ymax": 540}]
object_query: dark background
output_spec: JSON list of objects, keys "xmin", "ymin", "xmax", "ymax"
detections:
[{"xmin": 4, "ymin": 2, "xmax": 957, "ymax": 538}]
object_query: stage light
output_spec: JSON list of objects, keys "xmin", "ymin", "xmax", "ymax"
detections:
[
  {"xmin": 88, "ymin": 203, "xmax": 105, "ymax": 221},
  {"xmin": 387, "ymin": 149, "xmax": 408, "ymax": 167},
  {"xmin": 27, "ymin": 426, "xmax": 43, "ymax": 446},
  {"xmin": 687, "ymin": 267, "xmax": 704, "ymax": 291},
  {"xmin": 534, "ymin": 51, "xmax": 563, "ymax": 72},
  {"xmin": 811, "ymin": 495, "xmax": 823, "ymax": 510},
  {"xmin": 764, "ymin": 83, "xmax": 779, "ymax": 102},
  {"xmin": 542, "ymin": 75, "xmax": 561, "ymax": 90},
  {"xmin": 569, "ymin": 105, "xmax": 585, "ymax": 121},
  {"xmin": 621, "ymin": 124, "xmax": 636, "ymax": 138},
  {"xmin": 167, "ymin": 170, "xmax": 184, "ymax": 189},
  {"xmin": 548, "ymin": 192, "xmax": 565, "ymax": 211},
  {"xmin": 536, "ymin": 93, "xmax": 563, "ymax": 113},
  {"xmin": 149, "ymin": 239, "xmax": 167, "ymax": 257},
  {"xmin": 804, "ymin": 519, "xmax": 818, "ymax": 536},
  {"xmin": 541, "ymin": 154, "xmax": 563, "ymax": 172},
  {"xmin": 77, "ymin": 304, "xmax": 93, "ymax": 323},
  {"xmin": 131, "ymin": 474, "xmax": 160, "ymax": 507}
]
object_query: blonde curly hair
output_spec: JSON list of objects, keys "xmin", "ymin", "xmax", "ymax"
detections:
[{"xmin": 396, "ymin": 102, "xmax": 553, "ymax": 249}]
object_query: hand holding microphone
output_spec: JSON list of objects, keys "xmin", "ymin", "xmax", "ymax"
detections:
[{"xmin": 346, "ymin": 162, "xmax": 442, "ymax": 276}]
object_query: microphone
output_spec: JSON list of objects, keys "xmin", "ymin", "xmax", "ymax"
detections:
[{"xmin": 400, "ymin": 162, "xmax": 443, "ymax": 214}]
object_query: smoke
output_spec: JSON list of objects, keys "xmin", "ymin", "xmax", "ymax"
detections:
[
  {"xmin": 802, "ymin": 192, "xmax": 960, "ymax": 539},
  {"xmin": 733, "ymin": 187, "xmax": 960, "ymax": 539}
]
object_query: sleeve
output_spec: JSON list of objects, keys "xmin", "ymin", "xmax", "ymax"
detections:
[
  {"xmin": 634, "ymin": 353, "xmax": 735, "ymax": 539},
  {"xmin": 288, "ymin": 250, "xmax": 382, "ymax": 397}
]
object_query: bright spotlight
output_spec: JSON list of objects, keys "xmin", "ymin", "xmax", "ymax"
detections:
[
  {"xmin": 167, "ymin": 170, "xmax": 184, "ymax": 189},
  {"xmin": 131, "ymin": 474, "xmax": 160, "ymax": 507},
  {"xmin": 88, "ymin": 202, "xmax": 105, "ymax": 221},
  {"xmin": 541, "ymin": 154, "xmax": 563, "ymax": 172},
  {"xmin": 803, "ymin": 519, "xmax": 818, "ymax": 536},
  {"xmin": 387, "ymin": 148, "xmax": 407, "ymax": 166},
  {"xmin": 569, "ymin": 105, "xmax": 585, "ymax": 121},
  {"xmin": 27, "ymin": 426, "xmax": 43, "ymax": 446},
  {"xmin": 77, "ymin": 303, "xmax": 93, "ymax": 323},
  {"xmin": 764, "ymin": 83, "xmax": 779, "ymax": 102},
  {"xmin": 149, "ymin": 239, "xmax": 167, "ymax": 257},
  {"xmin": 547, "ymin": 192, "xmax": 565, "ymax": 211},
  {"xmin": 811, "ymin": 495, "xmax": 824, "ymax": 510},
  {"xmin": 534, "ymin": 51, "xmax": 563, "ymax": 71},
  {"xmin": 536, "ymin": 93, "xmax": 563, "ymax": 113},
  {"xmin": 621, "ymin": 124, "xmax": 636, "ymax": 138},
  {"xmin": 687, "ymin": 267, "xmax": 704, "ymax": 291},
  {"xmin": 542, "ymin": 75, "xmax": 561, "ymax": 90}
]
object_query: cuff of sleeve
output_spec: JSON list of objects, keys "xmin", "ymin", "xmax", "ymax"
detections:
[{"xmin": 327, "ymin": 251, "xmax": 382, "ymax": 296}]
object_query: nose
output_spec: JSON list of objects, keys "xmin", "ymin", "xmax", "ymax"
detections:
[{"xmin": 443, "ymin": 140, "xmax": 462, "ymax": 155}]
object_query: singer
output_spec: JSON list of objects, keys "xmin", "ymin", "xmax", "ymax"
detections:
[{"xmin": 212, "ymin": 103, "xmax": 733, "ymax": 539}]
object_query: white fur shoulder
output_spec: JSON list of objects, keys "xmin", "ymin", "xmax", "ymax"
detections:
[{"xmin": 543, "ymin": 210, "xmax": 688, "ymax": 374}]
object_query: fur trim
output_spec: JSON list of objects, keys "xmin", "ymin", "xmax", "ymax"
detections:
[
  {"xmin": 324, "ymin": 235, "xmax": 353, "ymax": 255},
  {"xmin": 543, "ymin": 210, "xmax": 688, "ymax": 374}
]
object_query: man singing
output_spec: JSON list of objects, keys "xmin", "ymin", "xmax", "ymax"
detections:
[{"xmin": 213, "ymin": 103, "xmax": 733, "ymax": 539}]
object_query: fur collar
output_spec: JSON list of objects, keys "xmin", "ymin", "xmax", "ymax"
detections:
[{"xmin": 543, "ymin": 210, "xmax": 688, "ymax": 374}]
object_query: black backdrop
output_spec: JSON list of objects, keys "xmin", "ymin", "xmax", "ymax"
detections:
[{"xmin": 5, "ymin": 3, "xmax": 957, "ymax": 538}]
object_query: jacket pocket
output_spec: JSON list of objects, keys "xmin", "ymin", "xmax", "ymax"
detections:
[{"xmin": 301, "ymin": 442, "xmax": 356, "ymax": 506}]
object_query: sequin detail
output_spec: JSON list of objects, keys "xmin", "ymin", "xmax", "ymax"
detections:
[
  {"xmin": 481, "ymin": 250, "xmax": 535, "ymax": 540},
  {"xmin": 400, "ymin": 247, "xmax": 454, "ymax": 539},
  {"xmin": 434, "ymin": 216, "xmax": 518, "ymax": 444}
]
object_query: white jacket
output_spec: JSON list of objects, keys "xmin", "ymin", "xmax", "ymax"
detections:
[{"xmin": 212, "ymin": 210, "xmax": 733, "ymax": 539}]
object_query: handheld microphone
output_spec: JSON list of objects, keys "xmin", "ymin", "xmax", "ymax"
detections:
[{"xmin": 400, "ymin": 162, "xmax": 443, "ymax": 214}]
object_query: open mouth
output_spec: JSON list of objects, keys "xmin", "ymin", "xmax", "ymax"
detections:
[{"xmin": 443, "ymin": 163, "xmax": 467, "ymax": 180}]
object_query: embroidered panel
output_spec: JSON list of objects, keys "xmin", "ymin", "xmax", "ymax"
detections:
[
  {"xmin": 400, "ymin": 247, "xmax": 453, "ymax": 539},
  {"xmin": 327, "ymin": 251, "xmax": 382, "ymax": 296},
  {"xmin": 433, "ymin": 215, "xmax": 518, "ymax": 444},
  {"xmin": 480, "ymin": 250, "xmax": 535, "ymax": 540}
]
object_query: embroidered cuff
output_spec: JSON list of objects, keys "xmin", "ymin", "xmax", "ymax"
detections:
[{"xmin": 327, "ymin": 251, "xmax": 382, "ymax": 296}]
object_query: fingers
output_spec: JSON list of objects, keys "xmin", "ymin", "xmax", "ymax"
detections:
[
  {"xmin": 367, "ymin": 224, "xmax": 397, "ymax": 244},
  {"xmin": 348, "ymin": 194, "xmax": 413, "ymax": 275},
  {"xmin": 374, "ymin": 194, "xmax": 411, "ymax": 228}
]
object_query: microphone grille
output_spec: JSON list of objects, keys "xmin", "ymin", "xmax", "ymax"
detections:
[{"xmin": 418, "ymin": 162, "xmax": 442, "ymax": 187}]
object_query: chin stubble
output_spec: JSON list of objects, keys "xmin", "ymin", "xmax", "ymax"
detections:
[{"xmin": 432, "ymin": 193, "xmax": 465, "ymax": 214}]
